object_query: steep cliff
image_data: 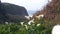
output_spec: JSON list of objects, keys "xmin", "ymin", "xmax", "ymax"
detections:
[
  {"xmin": 0, "ymin": 2, "xmax": 28, "ymax": 23},
  {"xmin": 2, "ymin": 3, "xmax": 28, "ymax": 16}
]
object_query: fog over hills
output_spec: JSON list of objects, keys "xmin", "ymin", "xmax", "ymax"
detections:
[{"xmin": 27, "ymin": 10, "xmax": 37, "ymax": 16}]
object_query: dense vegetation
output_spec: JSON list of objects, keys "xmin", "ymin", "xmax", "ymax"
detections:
[{"xmin": 0, "ymin": 18, "xmax": 52, "ymax": 34}]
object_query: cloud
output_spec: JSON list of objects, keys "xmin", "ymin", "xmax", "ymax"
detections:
[{"xmin": 1, "ymin": 0, "xmax": 48, "ymax": 11}]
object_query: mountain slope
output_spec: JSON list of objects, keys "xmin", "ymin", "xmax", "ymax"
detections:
[
  {"xmin": 0, "ymin": 2, "xmax": 28, "ymax": 23},
  {"xmin": 33, "ymin": 0, "xmax": 60, "ymax": 25}
]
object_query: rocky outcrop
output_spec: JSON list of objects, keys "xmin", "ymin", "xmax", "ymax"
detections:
[
  {"xmin": 0, "ymin": 2, "xmax": 28, "ymax": 23},
  {"xmin": 2, "ymin": 3, "xmax": 28, "ymax": 16}
]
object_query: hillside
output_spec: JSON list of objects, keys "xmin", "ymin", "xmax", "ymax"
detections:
[
  {"xmin": 0, "ymin": 2, "xmax": 28, "ymax": 23},
  {"xmin": 33, "ymin": 0, "xmax": 60, "ymax": 25}
]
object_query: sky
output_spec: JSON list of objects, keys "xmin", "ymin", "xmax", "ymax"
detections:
[{"xmin": 1, "ymin": 0, "xmax": 51, "ymax": 16}]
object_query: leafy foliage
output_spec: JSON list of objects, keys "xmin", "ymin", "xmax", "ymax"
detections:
[{"xmin": 0, "ymin": 17, "xmax": 52, "ymax": 34}]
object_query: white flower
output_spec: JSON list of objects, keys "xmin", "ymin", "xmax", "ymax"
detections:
[
  {"xmin": 28, "ymin": 19, "xmax": 34, "ymax": 25},
  {"xmin": 39, "ymin": 14, "xmax": 44, "ymax": 17},
  {"xmin": 52, "ymin": 25, "xmax": 60, "ymax": 34},
  {"xmin": 37, "ymin": 24, "xmax": 41, "ymax": 26},
  {"xmin": 28, "ymin": 22, "xmax": 31, "ymax": 25},
  {"xmin": 30, "ymin": 15, "xmax": 33, "ymax": 18},
  {"xmin": 25, "ymin": 16, "xmax": 31, "ymax": 20},
  {"xmin": 20, "ymin": 22, "xmax": 24, "ymax": 25},
  {"xmin": 25, "ymin": 25, "xmax": 28, "ymax": 30},
  {"xmin": 5, "ymin": 22, "xmax": 8, "ymax": 24},
  {"xmin": 36, "ymin": 14, "xmax": 44, "ymax": 19}
]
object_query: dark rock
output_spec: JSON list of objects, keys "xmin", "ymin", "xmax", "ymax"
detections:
[
  {"xmin": 0, "ymin": 2, "xmax": 28, "ymax": 23},
  {"xmin": 2, "ymin": 3, "xmax": 28, "ymax": 16}
]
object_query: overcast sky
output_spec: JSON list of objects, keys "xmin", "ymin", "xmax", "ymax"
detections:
[
  {"xmin": 1, "ymin": 0, "xmax": 51, "ymax": 11},
  {"xmin": 1, "ymin": 0, "xmax": 51, "ymax": 16}
]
